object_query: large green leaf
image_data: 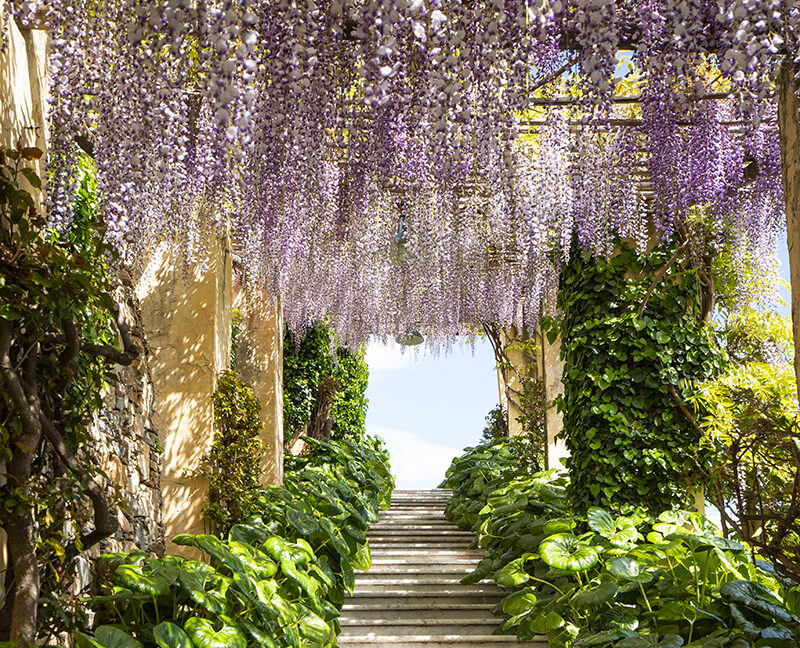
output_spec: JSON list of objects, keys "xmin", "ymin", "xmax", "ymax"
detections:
[
  {"xmin": 153, "ymin": 623, "xmax": 193, "ymax": 648},
  {"xmin": 74, "ymin": 631, "xmax": 103, "ymax": 648},
  {"xmin": 340, "ymin": 555, "xmax": 355, "ymax": 594},
  {"xmin": 587, "ymin": 508, "xmax": 638, "ymax": 547},
  {"xmin": 173, "ymin": 534, "xmax": 245, "ymax": 574},
  {"xmin": 720, "ymin": 580, "xmax": 796, "ymax": 623},
  {"xmin": 228, "ymin": 520, "xmax": 270, "ymax": 545},
  {"xmin": 94, "ymin": 626, "xmax": 143, "ymax": 648},
  {"xmin": 351, "ymin": 539, "xmax": 371, "ymax": 572},
  {"xmin": 539, "ymin": 534, "xmax": 600, "ymax": 572},
  {"xmin": 239, "ymin": 620, "xmax": 277, "ymax": 648},
  {"xmin": 616, "ymin": 633, "xmax": 685, "ymax": 648},
  {"xmin": 318, "ymin": 515, "xmax": 351, "ymax": 555},
  {"xmin": 184, "ymin": 616, "xmax": 246, "ymax": 648},
  {"xmin": 570, "ymin": 580, "xmax": 618, "ymax": 609},
  {"xmin": 572, "ymin": 629, "xmax": 627, "ymax": 647},
  {"xmin": 607, "ymin": 557, "xmax": 654, "ymax": 584},
  {"xmin": 227, "ymin": 540, "xmax": 277, "ymax": 578},
  {"xmin": 502, "ymin": 588, "xmax": 538, "ymax": 616},
  {"xmin": 287, "ymin": 506, "xmax": 320, "ymax": 535},
  {"xmin": 297, "ymin": 604, "xmax": 332, "ymax": 643},
  {"xmin": 495, "ymin": 557, "xmax": 531, "ymax": 587},
  {"xmin": 255, "ymin": 580, "xmax": 296, "ymax": 623},
  {"xmin": 112, "ymin": 563, "xmax": 171, "ymax": 597},
  {"xmin": 177, "ymin": 567, "xmax": 230, "ymax": 614}
]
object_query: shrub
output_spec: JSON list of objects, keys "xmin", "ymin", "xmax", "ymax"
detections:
[
  {"xmin": 201, "ymin": 370, "xmax": 267, "ymax": 537},
  {"xmin": 77, "ymin": 435, "xmax": 394, "ymax": 648},
  {"xmin": 442, "ymin": 438, "xmax": 800, "ymax": 648}
]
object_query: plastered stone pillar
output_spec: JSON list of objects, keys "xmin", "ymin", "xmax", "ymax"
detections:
[
  {"xmin": 493, "ymin": 325, "xmax": 568, "ymax": 469},
  {"xmin": 0, "ymin": 10, "xmax": 48, "ymax": 188},
  {"xmin": 542, "ymin": 334, "xmax": 568, "ymax": 470},
  {"xmin": 496, "ymin": 327, "xmax": 531, "ymax": 438},
  {"xmin": 136, "ymin": 235, "xmax": 232, "ymax": 555},
  {"xmin": 233, "ymin": 291, "xmax": 285, "ymax": 486}
]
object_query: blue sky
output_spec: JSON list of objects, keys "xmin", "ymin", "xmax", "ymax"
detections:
[
  {"xmin": 364, "ymin": 339, "xmax": 499, "ymax": 489},
  {"xmin": 366, "ymin": 232, "xmax": 794, "ymax": 490}
]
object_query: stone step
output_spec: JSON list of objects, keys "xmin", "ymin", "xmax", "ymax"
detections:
[
  {"xmin": 371, "ymin": 525, "xmax": 458, "ymax": 532},
  {"xmin": 339, "ymin": 599, "xmax": 494, "ymax": 625},
  {"xmin": 348, "ymin": 583, "xmax": 503, "ymax": 596},
  {"xmin": 368, "ymin": 530, "xmax": 473, "ymax": 538},
  {"xmin": 339, "ymin": 490, "xmax": 546, "ymax": 647},
  {"xmin": 369, "ymin": 541, "xmax": 477, "ymax": 549},
  {"xmin": 355, "ymin": 574, "xmax": 486, "ymax": 585},
  {"xmin": 369, "ymin": 531, "xmax": 473, "ymax": 538},
  {"xmin": 377, "ymin": 512, "xmax": 453, "ymax": 524},
  {"xmin": 348, "ymin": 593, "xmax": 505, "ymax": 606},
  {"xmin": 373, "ymin": 519, "xmax": 455, "ymax": 525},
  {"xmin": 359, "ymin": 564, "xmax": 479, "ymax": 574},
  {"xmin": 383, "ymin": 507, "xmax": 449, "ymax": 513},
  {"xmin": 336, "ymin": 635, "xmax": 548, "ymax": 647},
  {"xmin": 338, "ymin": 619, "xmax": 502, "ymax": 636},
  {"xmin": 370, "ymin": 543, "xmax": 485, "ymax": 563}
]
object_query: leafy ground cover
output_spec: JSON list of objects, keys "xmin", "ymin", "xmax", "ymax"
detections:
[
  {"xmin": 74, "ymin": 436, "xmax": 393, "ymax": 648},
  {"xmin": 441, "ymin": 439, "xmax": 800, "ymax": 648}
]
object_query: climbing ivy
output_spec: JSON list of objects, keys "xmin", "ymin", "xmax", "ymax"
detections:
[
  {"xmin": 283, "ymin": 323, "xmax": 369, "ymax": 442},
  {"xmin": 554, "ymin": 240, "xmax": 725, "ymax": 513},
  {"xmin": 200, "ymin": 370, "xmax": 266, "ymax": 536},
  {"xmin": 329, "ymin": 346, "xmax": 369, "ymax": 440}
]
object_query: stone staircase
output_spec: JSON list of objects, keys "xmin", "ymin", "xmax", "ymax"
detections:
[{"xmin": 337, "ymin": 489, "xmax": 548, "ymax": 648}]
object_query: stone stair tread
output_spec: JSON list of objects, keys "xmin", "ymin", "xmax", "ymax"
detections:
[
  {"xmin": 340, "ymin": 617, "xmax": 499, "ymax": 625},
  {"xmin": 336, "ymin": 635, "xmax": 548, "ymax": 646},
  {"xmin": 342, "ymin": 602, "xmax": 493, "ymax": 610},
  {"xmin": 340, "ymin": 489, "xmax": 544, "ymax": 648}
]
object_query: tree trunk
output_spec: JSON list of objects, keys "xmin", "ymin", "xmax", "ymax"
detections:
[
  {"xmin": 778, "ymin": 59, "xmax": 800, "ymax": 405},
  {"xmin": 3, "ymin": 510, "xmax": 39, "ymax": 642}
]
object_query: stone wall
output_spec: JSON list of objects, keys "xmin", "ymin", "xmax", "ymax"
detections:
[{"xmin": 88, "ymin": 286, "xmax": 165, "ymax": 558}]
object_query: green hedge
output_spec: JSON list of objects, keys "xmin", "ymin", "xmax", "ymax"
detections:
[
  {"xmin": 76, "ymin": 436, "xmax": 393, "ymax": 648},
  {"xmin": 442, "ymin": 439, "xmax": 800, "ymax": 648}
]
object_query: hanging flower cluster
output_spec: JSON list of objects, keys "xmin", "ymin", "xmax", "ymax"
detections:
[{"xmin": 19, "ymin": 0, "xmax": 799, "ymax": 345}]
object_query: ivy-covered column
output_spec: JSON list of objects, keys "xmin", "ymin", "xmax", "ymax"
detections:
[{"xmin": 557, "ymin": 242, "xmax": 723, "ymax": 513}]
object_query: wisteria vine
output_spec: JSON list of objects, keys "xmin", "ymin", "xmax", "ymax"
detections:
[{"xmin": 11, "ymin": 0, "xmax": 800, "ymax": 345}]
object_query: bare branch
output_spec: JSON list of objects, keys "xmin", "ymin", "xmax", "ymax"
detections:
[
  {"xmin": 0, "ymin": 321, "xmax": 42, "ymax": 462},
  {"xmin": 37, "ymin": 411, "xmax": 118, "ymax": 550},
  {"xmin": 81, "ymin": 341, "xmax": 137, "ymax": 365}
]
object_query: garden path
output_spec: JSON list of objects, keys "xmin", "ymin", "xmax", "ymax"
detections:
[{"xmin": 337, "ymin": 489, "xmax": 549, "ymax": 647}]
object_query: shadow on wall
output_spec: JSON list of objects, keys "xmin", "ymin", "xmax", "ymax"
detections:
[
  {"xmin": 135, "ymin": 233, "xmax": 233, "ymax": 557},
  {"xmin": 0, "ymin": 13, "xmax": 48, "ymax": 178}
]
